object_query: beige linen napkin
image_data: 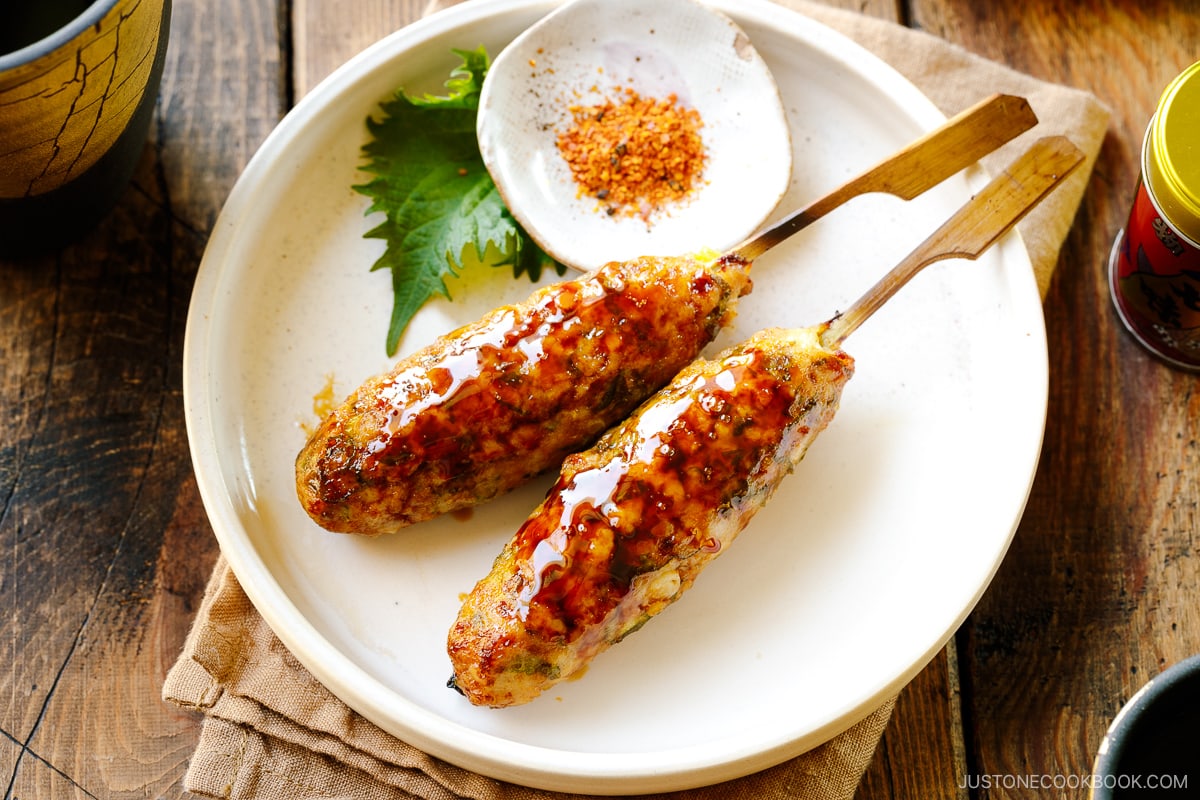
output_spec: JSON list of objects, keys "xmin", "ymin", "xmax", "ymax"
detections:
[{"xmin": 164, "ymin": 1, "xmax": 1110, "ymax": 798}]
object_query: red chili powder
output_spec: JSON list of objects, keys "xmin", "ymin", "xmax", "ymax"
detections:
[{"xmin": 555, "ymin": 88, "xmax": 707, "ymax": 222}]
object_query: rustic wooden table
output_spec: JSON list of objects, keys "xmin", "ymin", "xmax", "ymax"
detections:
[{"xmin": 3, "ymin": 0, "xmax": 1198, "ymax": 797}]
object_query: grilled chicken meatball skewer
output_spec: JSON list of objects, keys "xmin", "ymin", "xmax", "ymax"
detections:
[
  {"xmin": 448, "ymin": 137, "xmax": 1084, "ymax": 707},
  {"xmin": 449, "ymin": 325, "xmax": 852, "ymax": 707},
  {"xmin": 297, "ymin": 253, "xmax": 750, "ymax": 535},
  {"xmin": 296, "ymin": 95, "xmax": 1036, "ymax": 536}
]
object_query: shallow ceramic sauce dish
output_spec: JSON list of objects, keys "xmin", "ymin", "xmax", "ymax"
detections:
[
  {"xmin": 183, "ymin": 0, "xmax": 1047, "ymax": 793},
  {"xmin": 476, "ymin": 0, "xmax": 793, "ymax": 270}
]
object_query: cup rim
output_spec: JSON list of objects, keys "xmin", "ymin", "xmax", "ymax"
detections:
[
  {"xmin": 0, "ymin": 0, "xmax": 123, "ymax": 72},
  {"xmin": 1092, "ymin": 653, "xmax": 1200, "ymax": 794}
]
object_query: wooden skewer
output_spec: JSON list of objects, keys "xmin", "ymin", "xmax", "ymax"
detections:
[
  {"xmin": 727, "ymin": 93, "xmax": 1039, "ymax": 262},
  {"xmin": 820, "ymin": 134, "xmax": 1085, "ymax": 348}
]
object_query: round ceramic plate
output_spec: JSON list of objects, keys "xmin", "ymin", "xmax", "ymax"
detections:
[{"xmin": 183, "ymin": 0, "xmax": 1047, "ymax": 793}]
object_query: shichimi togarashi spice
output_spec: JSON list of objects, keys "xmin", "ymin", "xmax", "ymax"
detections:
[{"xmin": 555, "ymin": 88, "xmax": 707, "ymax": 222}]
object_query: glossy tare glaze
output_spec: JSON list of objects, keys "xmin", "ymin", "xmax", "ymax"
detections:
[
  {"xmin": 295, "ymin": 253, "xmax": 751, "ymax": 535},
  {"xmin": 448, "ymin": 326, "xmax": 854, "ymax": 707}
]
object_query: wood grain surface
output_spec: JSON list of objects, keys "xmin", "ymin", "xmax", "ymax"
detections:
[
  {"xmin": 914, "ymin": 0, "xmax": 1200, "ymax": 794},
  {"xmin": 1, "ymin": 0, "xmax": 1197, "ymax": 798}
]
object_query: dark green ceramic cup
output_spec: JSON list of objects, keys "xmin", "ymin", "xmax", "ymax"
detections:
[{"xmin": 1091, "ymin": 654, "xmax": 1200, "ymax": 798}]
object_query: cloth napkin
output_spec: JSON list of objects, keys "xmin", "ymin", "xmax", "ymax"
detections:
[{"xmin": 164, "ymin": 1, "xmax": 1110, "ymax": 797}]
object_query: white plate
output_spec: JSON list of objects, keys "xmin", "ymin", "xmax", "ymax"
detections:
[{"xmin": 183, "ymin": 0, "xmax": 1047, "ymax": 794}]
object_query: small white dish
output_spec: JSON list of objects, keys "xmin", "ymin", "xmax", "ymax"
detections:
[{"xmin": 477, "ymin": 0, "xmax": 793, "ymax": 270}]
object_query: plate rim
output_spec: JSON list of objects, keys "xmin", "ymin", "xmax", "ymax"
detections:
[{"xmin": 182, "ymin": 0, "xmax": 1049, "ymax": 793}]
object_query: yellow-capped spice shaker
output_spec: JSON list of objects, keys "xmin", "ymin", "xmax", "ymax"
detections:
[{"xmin": 1109, "ymin": 60, "xmax": 1200, "ymax": 369}]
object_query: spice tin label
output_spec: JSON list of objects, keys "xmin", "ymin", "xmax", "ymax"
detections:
[{"xmin": 1109, "ymin": 179, "xmax": 1200, "ymax": 368}]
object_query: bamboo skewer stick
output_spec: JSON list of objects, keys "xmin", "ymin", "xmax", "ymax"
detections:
[
  {"xmin": 820, "ymin": 135, "xmax": 1084, "ymax": 348},
  {"xmin": 727, "ymin": 93, "xmax": 1039, "ymax": 261}
]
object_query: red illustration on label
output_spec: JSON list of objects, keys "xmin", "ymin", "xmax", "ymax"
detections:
[{"xmin": 1110, "ymin": 179, "xmax": 1200, "ymax": 367}]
